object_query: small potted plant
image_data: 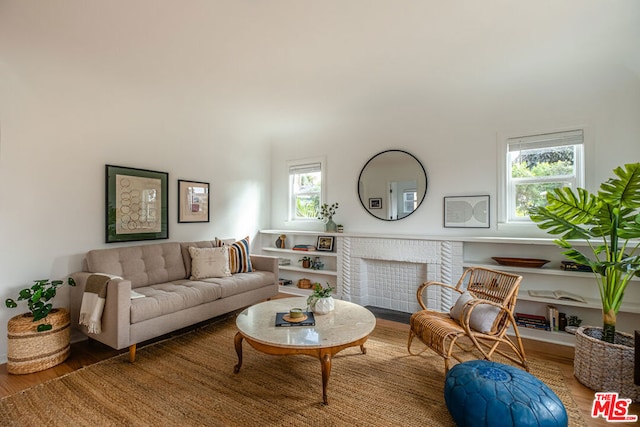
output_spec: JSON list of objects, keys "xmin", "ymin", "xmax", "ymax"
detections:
[
  {"xmin": 298, "ymin": 256, "xmax": 313, "ymax": 269},
  {"xmin": 307, "ymin": 282, "xmax": 335, "ymax": 315},
  {"xmin": 4, "ymin": 278, "xmax": 76, "ymax": 374}
]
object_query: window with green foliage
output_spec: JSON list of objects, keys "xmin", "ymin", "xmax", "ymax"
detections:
[
  {"xmin": 289, "ymin": 160, "xmax": 323, "ymax": 221},
  {"xmin": 505, "ymin": 130, "xmax": 584, "ymax": 222}
]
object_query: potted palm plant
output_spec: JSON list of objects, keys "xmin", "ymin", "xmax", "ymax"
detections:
[
  {"xmin": 4, "ymin": 278, "xmax": 76, "ymax": 374},
  {"xmin": 529, "ymin": 162, "xmax": 640, "ymax": 400}
]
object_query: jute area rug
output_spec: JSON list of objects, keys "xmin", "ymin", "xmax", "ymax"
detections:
[{"xmin": 0, "ymin": 315, "xmax": 585, "ymax": 427}]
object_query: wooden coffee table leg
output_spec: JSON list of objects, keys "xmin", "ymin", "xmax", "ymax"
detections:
[
  {"xmin": 233, "ymin": 332, "xmax": 244, "ymax": 373},
  {"xmin": 360, "ymin": 344, "xmax": 367, "ymax": 354},
  {"xmin": 320, "ymin": 352, "xmax": 332, "ymax": 405}
]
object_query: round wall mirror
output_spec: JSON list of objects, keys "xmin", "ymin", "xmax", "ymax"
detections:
[{"xmin": 358, "ymin": 149, "xmax": 428, "ymax": 221}]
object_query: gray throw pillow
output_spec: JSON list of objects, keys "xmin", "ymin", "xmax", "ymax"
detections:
[{"xmin": 449, "ymin": 291, "xmax": 501, "ymax": 333}]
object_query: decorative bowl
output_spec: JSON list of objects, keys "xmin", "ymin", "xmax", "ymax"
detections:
[{"xmin": 491, "ymin": 257, "xmax": 550, "ymax": 268}]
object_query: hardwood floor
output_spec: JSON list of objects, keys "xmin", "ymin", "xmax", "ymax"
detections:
[{"xmin": 1, "ymin": 297, "xmax": 638, "ymax": 426}]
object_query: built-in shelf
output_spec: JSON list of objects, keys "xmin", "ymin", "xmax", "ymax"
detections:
[
  {"xmin": 279, "ymin": 265, "xmax": 337, "ymax": 276},
  {"xmin": 260, "ymin": 230, "xmax": 339, "ymax": 298},
  {"xmin": 508, "ymin": 327, "xmax": 577, "ymax": 347},
  {"xmin": 465, "ymin": 262, "xmax": 640, "ymax": 281},
  {"xmin": 277, "ymin": 286, "xmax": 313, "ymax": 297},
  {"xmin": 263, "ymin": 247, "xmax": 338, "ymax": 258},
  {"xmin": 260, "ymin": 229, "xmax": 640, "ymax": 348}
]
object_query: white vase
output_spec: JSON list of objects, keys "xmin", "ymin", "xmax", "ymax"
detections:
[{"xmin": 312, "ymin": 296, "xmax": 335, "ymax": 315}]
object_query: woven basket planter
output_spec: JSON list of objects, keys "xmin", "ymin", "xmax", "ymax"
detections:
[
  {"xmin": 574, "ymin": 326, "xmax": 639, "ymax": 402},
  {"xmin": 7, "ymin": 308, "xmax": 71, "ymax": 375}
]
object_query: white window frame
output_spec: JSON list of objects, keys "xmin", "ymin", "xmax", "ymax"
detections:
[
  {"xmin": 402, "ymin": 189, "xmax": 417, "ymax": 214},
  {"xmin": 287, "ymin": 157, "xmax": 326, "ymax": 222},
  {"xmin": 498, "ymin": 129, "xmax": 585, "ymax": 224}
]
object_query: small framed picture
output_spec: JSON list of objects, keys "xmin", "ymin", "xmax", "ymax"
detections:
[
  {"xmin": 316, "ymin": 236, "xmax": 335, "ymax": 252},
  {"xmin": 369, "ymin": 198, "xmax": 382, "ymax": 209},
  {"xmin": 178, "ymin": 180, "xmax": 210, "ymax": 223},
  {"xmin": 443, "ymin": 195, "xmax": 490, "ymax": 228}
]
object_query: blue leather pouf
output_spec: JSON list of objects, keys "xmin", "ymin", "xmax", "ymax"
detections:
[{"xmin": 444, "ymin": 360, "xmax": 568, "ymax": 427}]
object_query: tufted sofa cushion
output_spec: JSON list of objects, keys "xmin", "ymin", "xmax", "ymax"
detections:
[
  {"xmin": 129, "ymin": 279, "xmax": 223, "ymax": 323},
  {"xmin": 86, "ymin": 242, "xmax": 187, "ymax": 288}
]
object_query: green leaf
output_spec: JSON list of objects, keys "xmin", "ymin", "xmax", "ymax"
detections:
[
  {"xmin": 529, "ymin": 205, "xmax": 593, "ymax": 240},
  {"xmin": 43, "ymin": 287, "xmax": 57, "ymax": 301},
  {"xmin": 599, "ymin": 162, "xmax": 640, "ymax": 209},
  {"xmin": 18, "ymin": 289, "xmax": 32, "ymax": 300},
  {"xmin": 618, "ymin": 212, "xmax": 640, "ymax": 240},
  {"xmin": 68, "ymin": 277, "xmax": 76, "ymax": 287},
  {"xmin": 30, "ymin": 288, "xmax": 43, "ymax": 303},
  {"xmin": 37, "ymin": 324, "xmax": 53, "ymax": 332},
  {"xmin": 32, "ymin": 303, "xmax": 52, "ymax": 322},
  {"xmin": 5, "ymin": 299, "xmax": 17, "ymax": 308}
]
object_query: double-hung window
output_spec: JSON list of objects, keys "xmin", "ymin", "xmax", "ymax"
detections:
[
  {"xmin": 503, "ymin": 129, "xmax": 584, "ymax": 222},
  {"xmin": 288, "ymin": 159, "xmax": 323, "ymax": 221}
]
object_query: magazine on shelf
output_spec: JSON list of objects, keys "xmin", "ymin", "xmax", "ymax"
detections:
[{"xmin": 527, "ymin": 289, "xmax": 586, "ymax": 303}]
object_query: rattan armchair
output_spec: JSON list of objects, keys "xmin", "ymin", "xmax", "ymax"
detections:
[{"xmin": 407, "ymin": 266, "xmax": 528, "ymax": 372}]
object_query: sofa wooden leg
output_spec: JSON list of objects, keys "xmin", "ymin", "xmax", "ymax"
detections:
[{"xmin": 129, "ymin": 344, "xmax": 136, "ymax": 363}]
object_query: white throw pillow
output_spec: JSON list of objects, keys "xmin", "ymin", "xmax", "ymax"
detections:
[
  {"xmin": 188, "ymin": 246, "xmax": 232, "ymax": 280},
  {"xmin": 449, "ymin": 291, "xmax": 501, "ymax": 333}
]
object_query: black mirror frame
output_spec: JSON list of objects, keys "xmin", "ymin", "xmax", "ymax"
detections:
[{"xmin": 357, "ymin": 149, "xmax": 428, "ymax": 221}]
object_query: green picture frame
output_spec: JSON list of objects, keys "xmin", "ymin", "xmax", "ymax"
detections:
[{"xmin": 105, "ymin": 165, "xmax": 169, "ymax": 243}]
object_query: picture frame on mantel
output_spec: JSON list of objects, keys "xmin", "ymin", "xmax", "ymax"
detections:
[
  {"xmin": 178, "ymin": 180, "xmax": 210, "ymax": 223},
  {"xmin": 443, "ymin": 195, "xmax": 490, "ymax": 228},
  {"xmin": 105, "ymin": 165, "xmax": 169, "ymax": 243}
]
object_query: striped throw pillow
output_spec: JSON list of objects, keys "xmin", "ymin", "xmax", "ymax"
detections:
[{"xmin": 227, "ymin": 236, "xmax": 253, "ymax": 273}]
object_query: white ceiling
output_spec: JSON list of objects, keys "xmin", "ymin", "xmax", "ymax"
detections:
[{"xmin": 1, "ymin": 0, "xmax": 639, "ymax": 133}]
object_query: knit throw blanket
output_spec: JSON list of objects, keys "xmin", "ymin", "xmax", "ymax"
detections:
[{"xmin": 79, "ymin": 274, "xmax": 112, "ymax": 334}]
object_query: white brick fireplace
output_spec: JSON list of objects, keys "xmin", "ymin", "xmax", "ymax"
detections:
[{"xmin": 337, "ymin": 236, "xmax": 463, "ymax": 313}]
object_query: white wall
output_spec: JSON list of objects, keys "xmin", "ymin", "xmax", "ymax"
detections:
[
  {"xmin": 269, "ymin": 2, "xmax": 640, "ymax": 237},
  {"xmin": 270, "ymin": 70, "xmax": 640, "ymax": 236},
  {"xmin": 0, "ymin": 1, "xmax": 639, "ymax": 363},
  {"xmin": 0, "ymin": 2, "xmax": 273, "ymax": 361}
]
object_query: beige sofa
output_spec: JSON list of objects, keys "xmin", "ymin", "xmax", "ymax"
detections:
[{"xmin": 69, "ymin": 239, "xmax": 278, "ymax": 362}]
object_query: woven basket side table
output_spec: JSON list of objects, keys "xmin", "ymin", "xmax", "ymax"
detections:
[{"xmin": 7, "ymin": 308, "xmax": 71, "ymax": 374}]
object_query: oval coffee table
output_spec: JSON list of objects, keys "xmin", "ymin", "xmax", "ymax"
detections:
[{"xmin": 234, "ymin": 297, "xmax": 376, "ymax": 404}]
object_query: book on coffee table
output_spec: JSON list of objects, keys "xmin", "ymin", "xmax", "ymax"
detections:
[{"xmin": 275, "ymin": 311, "xmax": 316, "ymax": 327}]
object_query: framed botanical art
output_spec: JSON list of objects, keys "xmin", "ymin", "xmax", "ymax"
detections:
[
  {"xmin": 178, "ymin": 180, "xmax": 210, "ymax": 223},
  {"xmin": 105, "ymin": 165, "xmax": 169, "ymax": 243},
  {"xmin": 443, "ymin": 195, "xmax": 490, "ymax": 228}
]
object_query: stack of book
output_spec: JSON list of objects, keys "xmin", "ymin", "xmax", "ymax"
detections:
[
  {"xmin": 278, "ymin": 278, "xmax": 293, "ymax": 286},
  {"xmin": 292, "ymin": 245, "xmax": 316, "ymax": 251},
  {"xmin": 560, "ymin": 261, "xmax": 593, "ymax": 272},
  {"xmin": 515, "ymin": 312, "xmax": 550, "ymax": 331},
  {"xmin": 546, "ymin": 305, "xmax": 560, "ymax": 331}
]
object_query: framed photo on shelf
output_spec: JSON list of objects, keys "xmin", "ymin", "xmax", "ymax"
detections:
[
  {"xmin": 369, "ymin": 198, "xmax": 382, "ymax": 209},
  {"xmin": 316, "ymin": 235, "xmax": 335, "ymax": 252},
  {"xmin": 105, "ymin": 165, "xmax": 169, "ymax": 243},
  {"xmin": 443, "ymin": 195, "xmax": 490, "ymax": 228},
  {"xmin": 178, "ymin": 180, "xmax": 210, "ymax": 223}
]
